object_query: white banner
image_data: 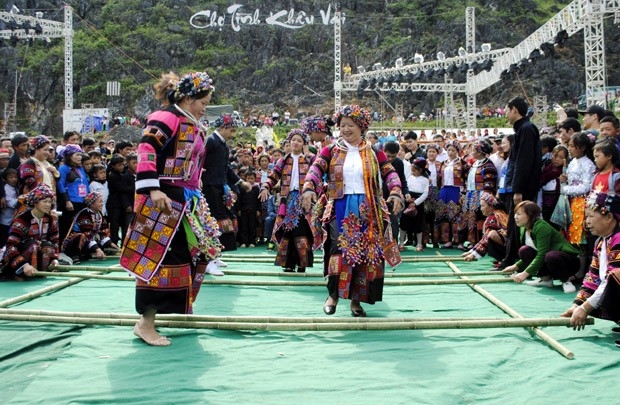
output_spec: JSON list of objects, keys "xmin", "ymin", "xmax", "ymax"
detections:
[{"xmin": 190, "ymin": 4, "xmax": 344, "ymax": 31}]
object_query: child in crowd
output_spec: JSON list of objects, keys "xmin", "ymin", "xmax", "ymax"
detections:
[
  {"xmin": 591, "ymin": 138, "xmax": 620, "ymax": 196},
  {"xmin": 106, "ymin": 154, "xmax": 127, "ymax": 247},
  {"xmin": 264, "ymin": 187, "xmax": 280, "ymax": 251},
  {"xmin": 89, "ymin": 164, "xmax": 109, "ymax": 217},
  {"xmin": 237, "ymin": 170, "xmax": 261, "ymax": 248},
  {"xmin": 81, "ymin": 153, "xmax": 93, "ymax": 183},
  {"xmin": 540, "ymin": 145, "xmax": 568, "ymax": 225},
  {"xmin": 0, "ymin": 168, "xmax": 19, "ymax": 247},
  {"xmin": 400, "ymin": 158, "xmax": 430, "ymax": 252},
  {"xmin": 560, "ymin": 132, "xmax": 596, "ymax": 244},
  {"xmin": 119, "ymin": 153, "xmax": 137, "ymax": 242}
]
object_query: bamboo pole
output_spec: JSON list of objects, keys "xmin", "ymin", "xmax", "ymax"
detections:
[
  {"xmin": 0, "ymin": 312, "xmax": 589, "ymax": 331},
  {"xmin": 217, "ymin": 255, "xmax": 466, "ymax": 263},
  {"xmin": 34, "ymin": 271, "xmax": 514, "ymax": 286},
  {"xmin": 49, "ymin": 266, "xmax": 500, "ymax": 278},
  {"xmin": 441, "ymin": 256, "xmax": 580, "ymax": 360},
  {"xmin": 0, "ymin": 277, "xmax": 88, "ymax": 308},
  {"xmin": 0, "ymin": 308, "xmax": 495, "ymax": 324}
]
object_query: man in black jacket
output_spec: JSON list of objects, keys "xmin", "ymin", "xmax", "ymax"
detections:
[
  {"xmin": 499, "ymin": 97, "xmax": 541, "ymax": 269},
  {"xmin": 201, "ymin": 114, "xmax": 251, "ymax": 252}
]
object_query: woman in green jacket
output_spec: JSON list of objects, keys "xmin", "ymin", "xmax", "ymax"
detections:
[{"xmin": 503, "ymin": 200, "xmax": 580, "ymax": 293}]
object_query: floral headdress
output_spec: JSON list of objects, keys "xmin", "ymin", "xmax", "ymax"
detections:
[
  {"xmin": 480, "ymin": 191, "xmax": 500, "ymax": 208},
  {"xmin": 174, "ymin": 71, "xmax": 213, "ymax": 98},
  {"xmin": 444, "ymin": 140, "xmax": 461, "ymax": 153},
  {"xmin": 26, "ymin": 184, "xmax": 55, "ymax": 207},
  {"xmin": 285, "ymin": 128, "xmax": 309, "ymax": 145},
  {"xmin": 473, "ymin": 140, "xmax": 492, "ymax": 155},
  {"xmin": 425, "ymin": 143, "xmax": 440, "ymax": 152},
  {"xmin": 334, "ymin": 105, "xmax": 372, "ymax": 133},
  {"xmin": 214, "ymin": 114, "xmax": 238, "ymax": 129},
  {"xmin": 587, "ymin": 191, "xmax": 620, "ymax": 221},
  {"xmin": 301, "ymin": 116, "xmax": 333, "ymax": 136},
  {"xmin": 84, "ymin": 191, "xmax": 102, "ymax": 207},
  {"xmin": 31, "ymin": 135, "xmax": 51, "ymax": 150}
]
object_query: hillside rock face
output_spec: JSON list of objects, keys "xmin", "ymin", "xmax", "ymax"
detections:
[{"xmin": 0, "ymin": 0, "xmax": 618, "ymax": 135}]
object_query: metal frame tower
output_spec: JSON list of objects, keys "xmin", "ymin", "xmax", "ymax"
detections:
[
  {"xmin": 333, "ymin": 5, "xmax": 342, "ymax": 112},
  {"xmin": 0, "ymin": 4, "xmax": 74, "ymax": 129},
  {"xmin": 584, "ymin": 0, "xmax": 607, "ymax": 105}
]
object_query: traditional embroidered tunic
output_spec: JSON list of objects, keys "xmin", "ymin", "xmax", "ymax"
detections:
[
  {"xmin": 121, "ymin": 106, "xmax": 221, "ymax": 315},
  {"xmin": 436, "ymin": 157, "xmax": 470, "ymax": 244},
  {"xmin": 574, "ymin": 230, "xmax": 620, "ymax": 322},
  {"xmin": 1, "ymin": 210, "xmax": 59, "ymax": 278},
  {"xmin": 303, "ymin": 139, "xmax": 403, "ymax": 304},
  {"xmin": 469, "ymin": 210, "xmax": 508, "ymax": 261},
  {"xmin": 261, "ymin": 152, "xmax": 315, "ymax": 270},
  {"xmin": 463, "ymin": 158, "xmax": 497, "ymax": 244}
]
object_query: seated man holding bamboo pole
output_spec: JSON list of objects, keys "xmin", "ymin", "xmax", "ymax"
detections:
[{"xmin": 561, "ymin": 191, "xmax": 620, "ymax": 348}]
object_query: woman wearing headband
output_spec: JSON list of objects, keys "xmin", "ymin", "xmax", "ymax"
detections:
[
  {"xmin": 121, "ymin": 71, "xmax": 222, "ymax": 346},
  {"xmin": 561, "ymin": 191, "xmax": 620, "ymax": 347},
  {"xmin": 61, "ymin": 191, "xmax": 119, "ymax": 263},
  {"xmin": 1, "ymin": 185, "xmax": 59, "ymax": 280},
  {"xmin": 259, "ymin": 129, "xmax": 315, "ymax": 273},
  {"xmin": 302, "ymin": 105, "xmax": 404, "ymax": 317}
]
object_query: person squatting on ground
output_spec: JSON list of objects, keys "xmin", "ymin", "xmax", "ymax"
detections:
[
  {"xmin": 1, "ymin": 185, "xmax": 59, "ymax": 280},
  {"xmin": 62, "ymin": 191, "xmax": 119, "ymax": 263},
  {"xmin": 561, "ymin": 191, "xmax": 620, "ymax": 348}
]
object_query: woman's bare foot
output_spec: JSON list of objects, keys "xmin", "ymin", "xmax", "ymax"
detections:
[{"xmin": 133, "ymin": 314, "xmax": 170, "ymax": 346}]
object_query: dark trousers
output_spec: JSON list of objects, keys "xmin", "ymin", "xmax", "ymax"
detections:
[
  {"xmin": 518, "ymin": 245, "xmax": 580, "ymax": 282},
  {"xmin": 238, "ymin": 211, "xmax": 257, "ymax": 245}
]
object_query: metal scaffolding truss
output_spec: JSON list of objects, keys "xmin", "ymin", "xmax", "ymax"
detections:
[
  {"xmin": 333, "ymin": 9, "xmax": 342, "ymax": 111},
  {"xmin": 339, "ymin": 0, "xmax": 620, "ymax": 128},
  {"xmin": 0, "ymin": 5, "xmax": 73, "ymax": 111},
  {"xmin": 342, "ymin": 48, "xmax": 510, "ymax": 91},
  {"xmin": 467, "ymin": 0, "xmax": 620, "ymax": 101},
  {"xmin": 584, "ymin": 0, "xmax": 607, "ymax": 105}
]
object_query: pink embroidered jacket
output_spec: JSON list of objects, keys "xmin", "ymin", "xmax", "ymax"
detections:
[{"xmin": 262, "ymin": 153, "xmax": 314, "ymax": 198}]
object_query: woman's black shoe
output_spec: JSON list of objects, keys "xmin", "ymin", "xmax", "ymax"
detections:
[
  {"xmin": 323, "ymin": 299, "xmax": 337, "ymax": 315},
  {"xmin": 351, "ymin": 308, "xmax": 366, "ymax": 317},
  {"xmin": 297, "ymin": 267, "xmax": 306, "ymax": 273},
  {"xmin": 283, "ymin": 268, "xmax": 294, "ymax": 272}
]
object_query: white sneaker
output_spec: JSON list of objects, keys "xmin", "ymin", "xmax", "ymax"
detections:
[
  {"xmin": 524, "ymin": 278, "xmax": 554, "ymax": 288},
  {"xmin": 562, "ymin": 281, "xmax": 576, "ymax": 293},
  {"xmin": 206, "ymin": 261, "xmax": 224, "ymax": 276},
  {"xmin": 240, "ymin": 244, "xmax": 246, "ymax": 248},
  {"xmin": 213, "ymin": 258, "xmax": 228, "ymax": 267},
  {"xmin": 249, "ymin": 244, "xmax": 255, "ymax": 248}
]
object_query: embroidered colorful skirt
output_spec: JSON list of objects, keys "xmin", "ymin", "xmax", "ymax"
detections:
[
  {"xmin": 322, "ymin": 194, "xmax": 388, "ymax": 304},
  {"xmin": 130, "ymin": 186, "xmax": 211, "ymax": 315},
  {"xmin": 273, "ymin": 191, "xmax": 314, "ymax": 270}
]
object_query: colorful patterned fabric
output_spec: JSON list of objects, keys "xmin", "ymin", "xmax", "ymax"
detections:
[
  {"xmin": 175, "ymin": 71, "xmax": 213, "ymax": 98},
  {"xmin": 62, "ymin": 207, "xmax": 110, "ymax": 256},
  {"xmin": 568, "ymin": 195, "xmax": 587, "ymax": 244},
  {"xmin": 138, "ymin": 108, "xmax": 206, "ymax": 189},
  {"xmin": 334, "ymin": 105, "xmax": 372, "ymax": 133},
  {"xmin": 285, "ymin": 128, "xmax": 309, "ymax": 144},
  {"xmin": 3, "ymin": 210, "xmax": 59, "ymax": 271},
  {"xmin": 263, "ymin": 153, "xmax": 313, "ymax": 199},
  {"xmin": 575, "ymin": 230, "xmax": 620, "ymax": 321},
  {"xmin": 120, "ymin": 195, "xmax": 187, "ymax": 282},
  {"xmin": 303, "ymin": 138, "xmax": 402, "ymax": 303},
  {"xmin": 26, "ymin": 184, "xmax": 55, "ymax": 207},
  {"xmin": 471, "ymin": 211, "xmax": 508, "ymax": 257}
]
